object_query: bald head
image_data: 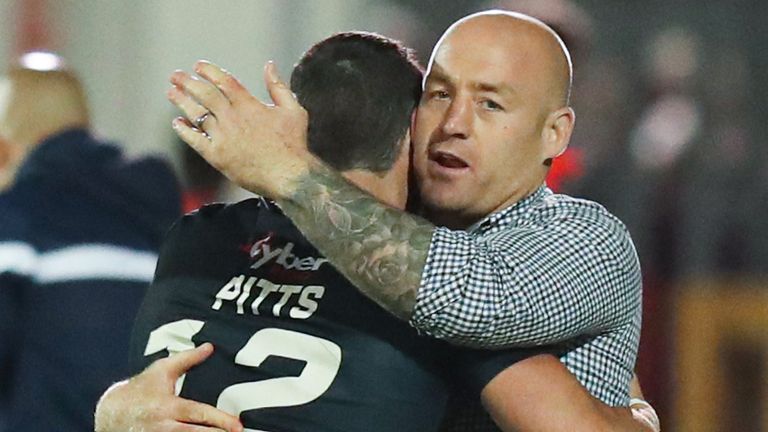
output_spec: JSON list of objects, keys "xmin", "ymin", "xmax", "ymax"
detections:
[
  {"xmin": 428, "ymin": 10, "xmax": 573, "ymax": 108},
  {"xmin": 412, "ymin": 10, "xmax": 577, "ymax": 225},
  {"xmin": 0, "ymin": 65, "xmax": 89, "ymax": 149},
  {"xmin": 0, "ymin": 54, "xmax": 89, "ymax": 190}
]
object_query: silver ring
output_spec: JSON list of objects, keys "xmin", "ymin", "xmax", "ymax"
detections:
[{"xmin": 194, "ymin": 111, "xmax": 211, "ymax": 130}]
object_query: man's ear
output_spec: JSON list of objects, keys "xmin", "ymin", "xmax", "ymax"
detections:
[
  {"xmin": 397, "ymin": 127, "xmax": 412, "ymax": 168},
  {"xmin": 0, "ymin": 136, "xmax": 9, "ymax": 169},
  {"xmin": 542, "ymin": 107, "xmax": 575, "ymax": 163},
  {"xmin": 0, "ymin": 135, "xmax": 18, "ymax": 191},
  {"xmin": 407, "ymin": 108, "xmax": 418, "ymax": 160}
]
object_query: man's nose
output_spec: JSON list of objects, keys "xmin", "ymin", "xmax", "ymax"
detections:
[{"xmin": 440, "ymin": 96, "xmax": 472, "ymax": 139}]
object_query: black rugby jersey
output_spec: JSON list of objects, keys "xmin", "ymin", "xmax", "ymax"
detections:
[{"xmin": 130, "ymin": 198, "xmax": 544, "ymax": 432}]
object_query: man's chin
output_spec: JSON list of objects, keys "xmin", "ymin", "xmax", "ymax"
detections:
[
  {"xmin": 421, "ymin": 193, "xmax": 460, "ymax": 213},
  {"xmin": 421, "ymin": 197, "xmax": 477, "ymax": 229}
]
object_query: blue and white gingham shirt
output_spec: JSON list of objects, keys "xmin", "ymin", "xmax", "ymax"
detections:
[{"xmin": 412, "ymin": 185, "xmax": 642, "ymax": 406}]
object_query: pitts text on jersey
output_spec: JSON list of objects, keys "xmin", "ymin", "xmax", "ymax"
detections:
[
  {"xmin": 211, "ymin": 274, "xmax": 324, "ymax": 319},
  {"xmin": 130, "ymin": 198, "xmax": 542, "ymax": 432}
]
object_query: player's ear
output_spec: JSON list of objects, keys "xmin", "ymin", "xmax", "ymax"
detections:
[{"xmin": 395, "ymin": 128, "xmax": 412, "ymax": 169}]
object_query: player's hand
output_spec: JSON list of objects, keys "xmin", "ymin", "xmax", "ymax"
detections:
[
  {"xmin": 94, "ymin": 343, "xmax": 243, "ymax": 432},
  {"xmin": 168, "ymin": 60, "xmax": 313, "ymax": 200}
]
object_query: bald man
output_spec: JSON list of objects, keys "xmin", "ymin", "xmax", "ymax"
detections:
[
  {"xmin": 0, "ymin": 64, "xmax": 90, "ymax": 191},
  {"xmin": 110, "ymin": 10, "xmax": 655, "ymax": 431},
  {"xmin": 0, "ymin": 56, "xmax": 180, "ymax": 431}
]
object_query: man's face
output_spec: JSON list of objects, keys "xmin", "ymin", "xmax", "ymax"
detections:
[{"xmin": 411, "ymin": 19, "xmax": 559, "ymax": 227}]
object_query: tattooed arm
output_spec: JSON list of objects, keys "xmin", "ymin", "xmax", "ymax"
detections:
[
  {"xmin": 277, "ymin": 162, "xmax": 434, "ymax": 321},
  {"xmin": 170, "ymin": 61, "xmax": 434, "ymax": 321}
]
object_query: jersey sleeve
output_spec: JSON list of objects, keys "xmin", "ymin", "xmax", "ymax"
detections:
[
  {"xmin": 435, "ymin": 345, "xmax": 560, "ymax": 432},
  {"xmin": 443, "ymin": 344, "xmax": 560, "ymax": 395}
]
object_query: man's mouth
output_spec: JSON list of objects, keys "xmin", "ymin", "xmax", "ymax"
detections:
[{"xmin": 430, "ymin": 151, "xmax": 469, "ymax": 169}]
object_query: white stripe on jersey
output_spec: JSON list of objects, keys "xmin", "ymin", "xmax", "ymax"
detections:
[
  {"xmin": 0, "ymin": 242, "xmax": 36, "ymax": 276},
  {"xmin": 0, "ymin": 242, "xmax": 158, "ymax": 283}
]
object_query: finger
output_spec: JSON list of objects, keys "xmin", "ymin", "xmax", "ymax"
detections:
[
  {"xmin": 195, "ymin": 60, "xmax": 254, "ymax": 107},
  {"xmin": 170, "ymin": 70, "xmax": 230, "ymax": 118},
  {"xmin": 168, "ymin": 424, "xmax": 230, "ymax": 432},
  {"xmin": 176, "ymin": 398, "xmax": 243, "ymax": 432},
  {"xmin": 263, "ymin": 61, "xmax": 299, "ymax": 108},
  {"xmin": 154, "ymin": 341, "xmax": 216, "ymax": 379},
  {"xmin": 173, "ymin": 117, "xmax": 218, "ymax": 163},
  {"xmin": 167, "ymin": 86, "xmax": 219, "ymax": 135},
  {"xmin": 156, "ymin": 418, "xmax": 230, "ymax": 432}
]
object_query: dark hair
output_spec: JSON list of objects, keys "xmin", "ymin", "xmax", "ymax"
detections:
[{"xmin": 290, "ymin": 32, "xmax": 423, "ymax": 172}]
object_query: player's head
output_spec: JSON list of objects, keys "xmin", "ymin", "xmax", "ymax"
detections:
[
  {"xmin": 0, "ymin": 52, "xmax": 89, "ymax": 191},
  {"xmin": 290, "ymin": 32, "xmax": 423, "ymax": 173},
  {"xmin": 411, "ymin": 10, "xmax": 576, "ymax": 228}
]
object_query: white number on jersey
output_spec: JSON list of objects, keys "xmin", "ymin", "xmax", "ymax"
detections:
[{"xmin": 144, "ymin": 319, "xmax": 342, "ymax": 416}]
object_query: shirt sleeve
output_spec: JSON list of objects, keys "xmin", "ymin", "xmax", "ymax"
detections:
[{"xmin": 409, "ymin": 214, "xmax": 642, "ymax": 348}]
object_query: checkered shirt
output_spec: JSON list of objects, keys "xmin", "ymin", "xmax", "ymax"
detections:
[{"xmin": 411, "ymin": 185, "xmax": 642, "ymax": 410}]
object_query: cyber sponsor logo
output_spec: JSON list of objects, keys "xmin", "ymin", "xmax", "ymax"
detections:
[{"xmin": 247, "ymin": 235, "xmax": 328, "ymax": 272}]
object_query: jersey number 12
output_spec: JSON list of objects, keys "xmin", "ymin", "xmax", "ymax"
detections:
[{"xmin": 144, "ymin": 319, "xmax": 342, "ymax": 416}]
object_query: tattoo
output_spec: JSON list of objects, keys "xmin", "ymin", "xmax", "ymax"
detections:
[{"xmin": 278, "ymin": 163, "xmax": 434, "ymax": 321}]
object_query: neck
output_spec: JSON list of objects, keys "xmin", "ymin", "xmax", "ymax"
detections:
[
  {"xmin": 420, "ymin": 207, "xmax": 478, "ymax": 230},
  {"xmin": 420, "ymin": 181, "xmax": 546, "ymax": 230},
  {"xmin": 342, "ymin": 168, "xmax": 407, "ymax": 210}
]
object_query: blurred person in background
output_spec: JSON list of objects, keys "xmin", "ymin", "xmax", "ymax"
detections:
[
  {"xmin": 0, "ymin": 52, "xmax": 181, "ymax": 432},
  {"xmin": 624, "ymin": 26, "xmax": 705, "ymax": 282}
]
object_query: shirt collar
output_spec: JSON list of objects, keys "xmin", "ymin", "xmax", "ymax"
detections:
[{"xmin": 467, "ymin": 184, "xmax": 551, "ymax": 233}]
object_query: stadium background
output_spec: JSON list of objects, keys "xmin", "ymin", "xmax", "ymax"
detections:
[{"xmin": 1, "ymin": 0, "xmax": 766, "ymax": 430}]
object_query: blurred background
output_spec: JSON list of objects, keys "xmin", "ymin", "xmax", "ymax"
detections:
[{"xmin": 1, "ymin": 0, "xmax": 766, "ymax": 430}]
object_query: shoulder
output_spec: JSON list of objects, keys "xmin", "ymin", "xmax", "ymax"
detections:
[
  {"xmin": 171, "ymin": 197, "xmax": 278, "ymax": 236},
  {"xmin": 528, "ymin": 193, "xmax": 631, "ymax": 240},
  {"xmin": 154, "ymin": 198, "xmax": 290, "ymax": 277},
  {"xmin": 513, "ymin": 193, "xmax": 640, "ymax": 274}
]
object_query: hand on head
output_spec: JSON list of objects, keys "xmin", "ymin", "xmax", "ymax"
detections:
[{"xmin": 168, "ymin": 60, "xmax": 312, "ymax": 200}]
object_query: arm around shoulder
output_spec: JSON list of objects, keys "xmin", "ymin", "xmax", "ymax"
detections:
[{"xmin": 480, "ymin": 355, "xmax": 659, "ymax": 431}]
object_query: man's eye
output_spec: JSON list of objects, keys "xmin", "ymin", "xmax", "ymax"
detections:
[
  {"xmin": 430, "ymin": 90, "xmax": 450, "ymax": 100},
  {"xmin": 481, "ymin": 99, "xmax": 504, "ymax": 111}
]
